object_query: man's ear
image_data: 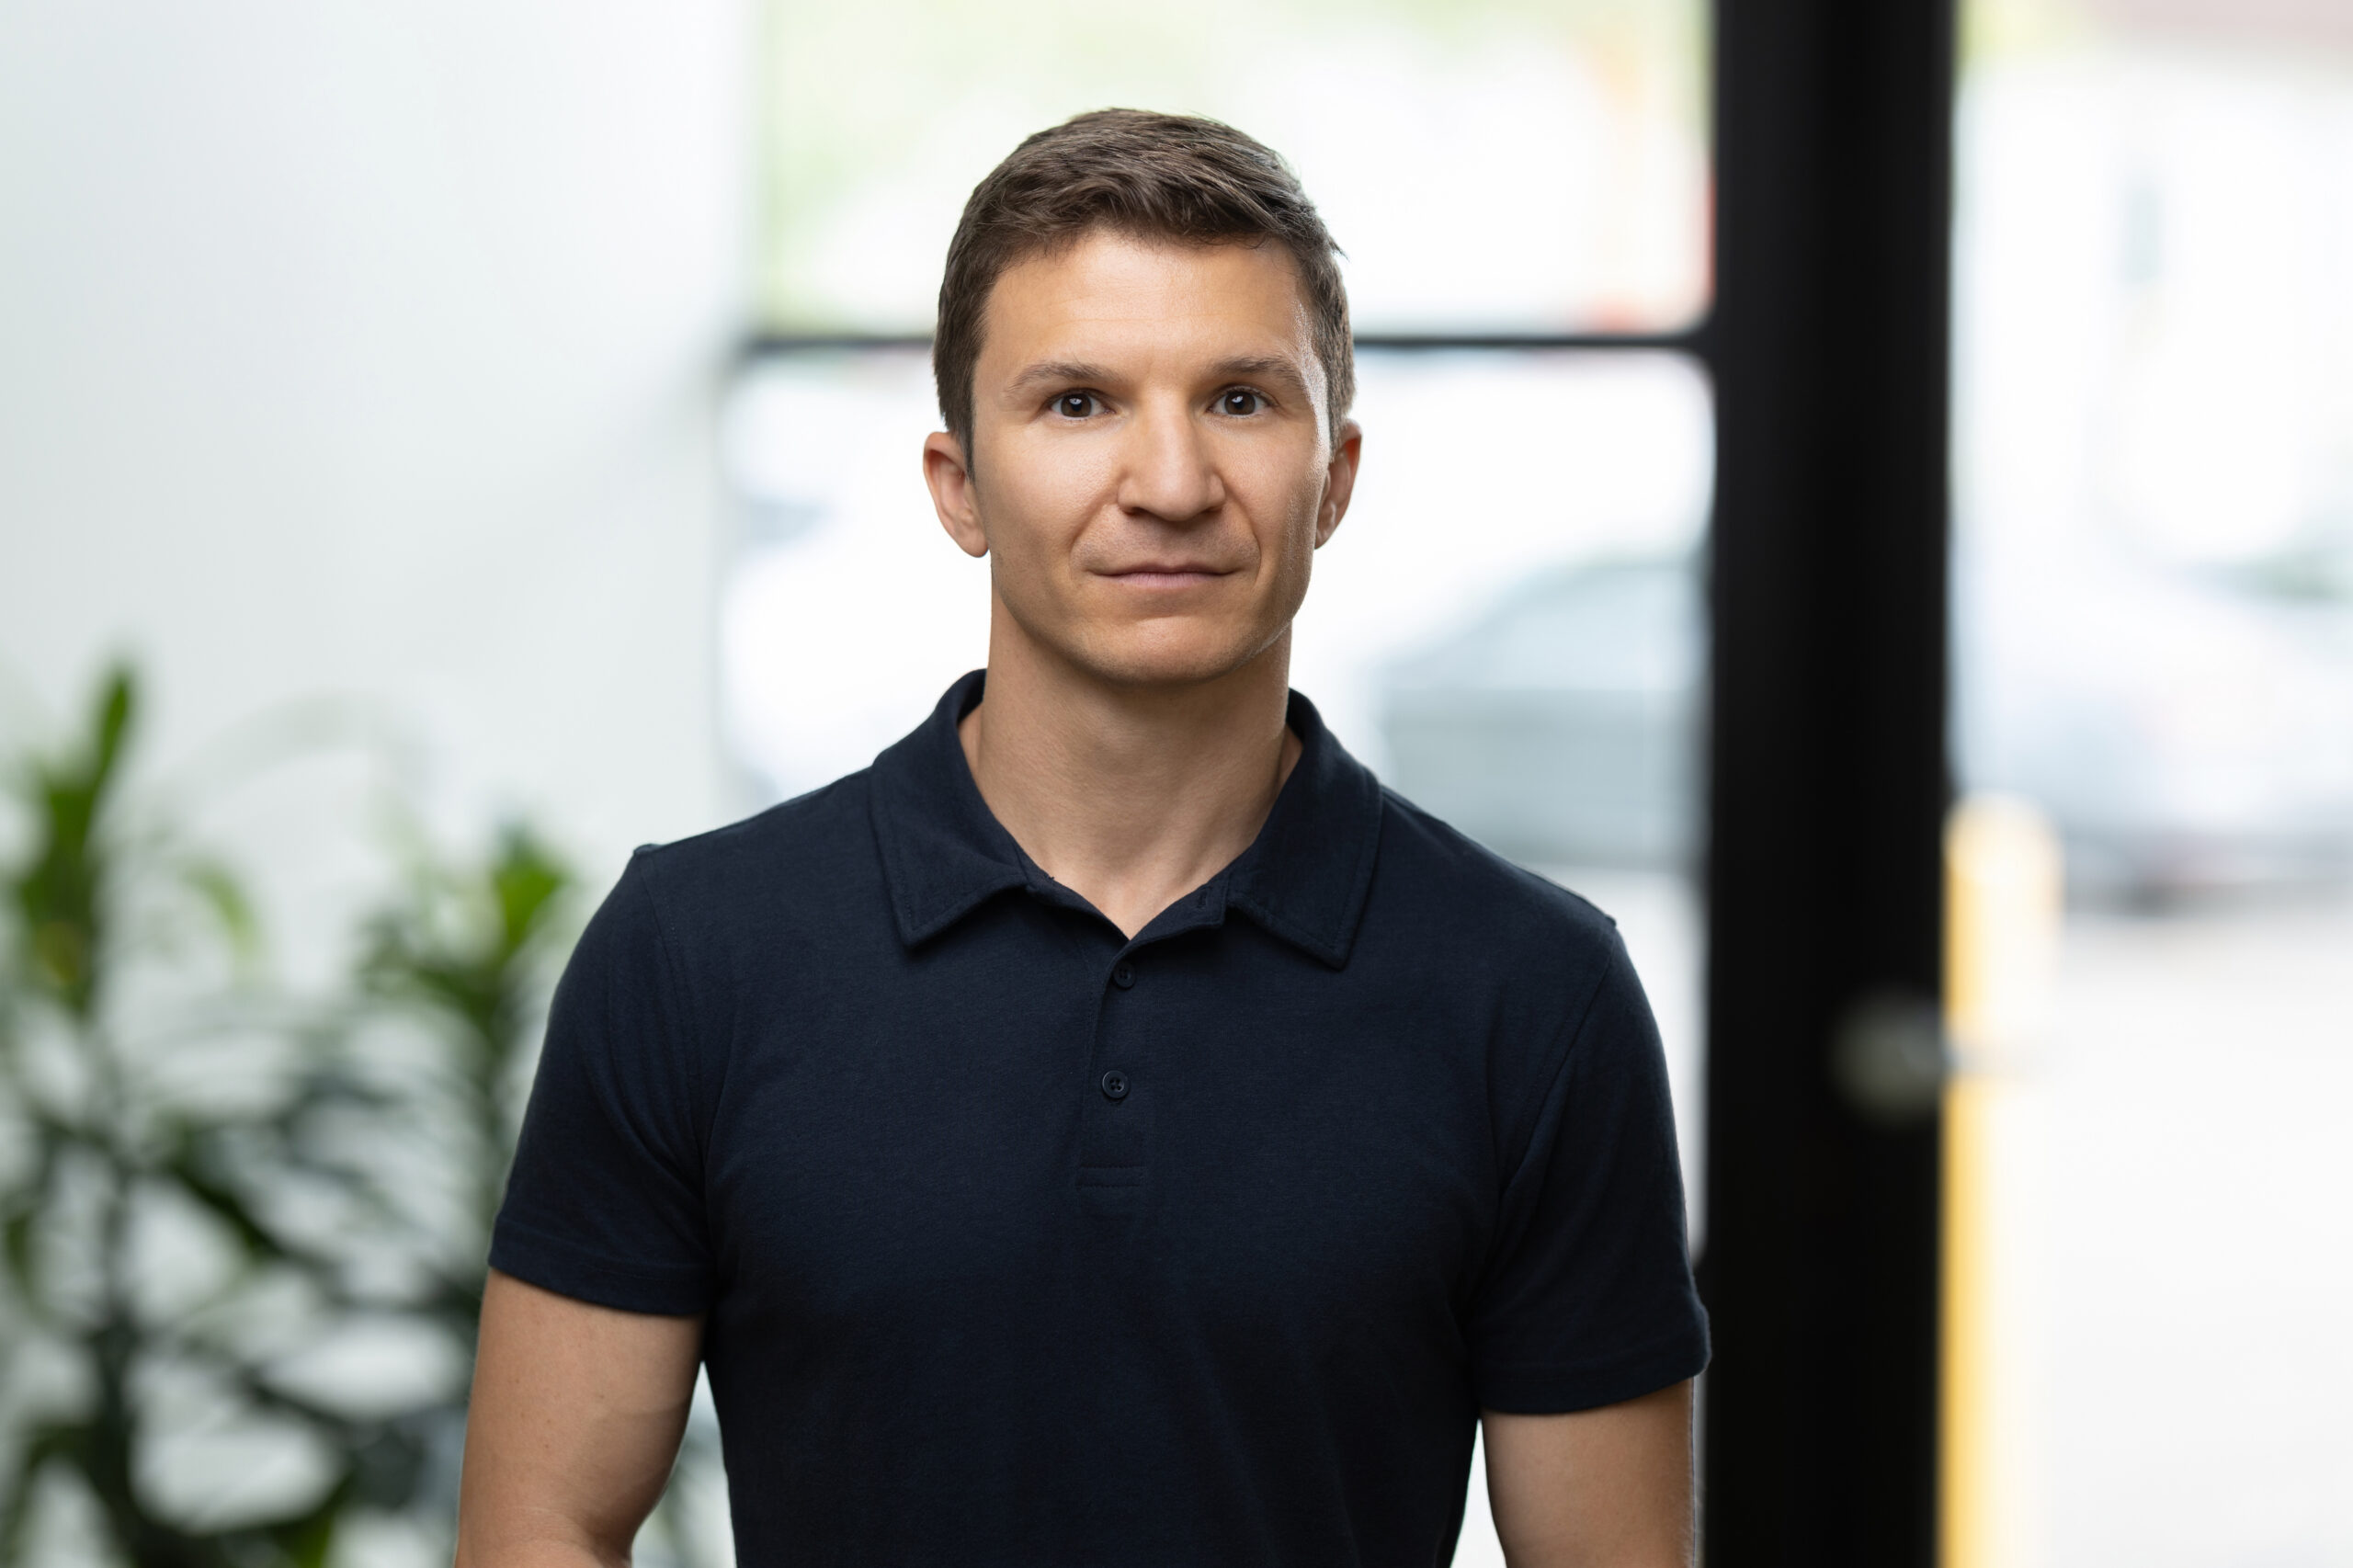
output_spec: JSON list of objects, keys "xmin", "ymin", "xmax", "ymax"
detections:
[
  {"xmin": 1314, "ymin": 417, "xmax": 1364, "ymax": 549},
  {"xmin": 924, "ymin": 431, "xmax": 990, "ymax": 559}
]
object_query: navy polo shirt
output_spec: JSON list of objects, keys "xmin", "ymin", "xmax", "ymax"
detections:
[{"xmin": 493, "ymin": 671, "xmax": 1708, "ymax": 1567}]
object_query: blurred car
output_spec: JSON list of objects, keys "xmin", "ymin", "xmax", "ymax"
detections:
[
  {"xmin": 1377, "ymin": 544, "xmax": 2353, "ymax": 897},
  {"xmin": 1958, "ymin": 540, "xmax": 2353, "ymax": 900},
  {"xmin": 1378, "ymin": 557, "xmax": 1702, "ymax": 869}
]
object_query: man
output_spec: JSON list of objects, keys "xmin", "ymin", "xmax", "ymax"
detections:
[{"xmin": 459, "ymin": 109, "xmax": 1707, "ymax": 1567}]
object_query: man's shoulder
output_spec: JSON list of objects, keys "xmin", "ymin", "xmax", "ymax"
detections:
[
  {"xmin": 623, "ymin": 769, "xmax": 880, "ymax": 922},
  {"xmin": 1370, "ymin": 785, "xmax": 1623, "ymax": 960}
]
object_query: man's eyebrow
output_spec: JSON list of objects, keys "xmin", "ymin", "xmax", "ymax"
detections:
[
  {"xmin": 1004, "ymin": 355, "xmax": 1315, "ymax": 400},
  {"xmin": 1005, "ymin": 359, "xmax": 1115, "ymax": 396},
  {"xmin": 1210, "ymin": 355, "xmax": 1313, "ymax": 395}
]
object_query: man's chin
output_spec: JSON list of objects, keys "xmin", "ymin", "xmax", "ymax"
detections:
[{"xmin": 1056, "ymin": 629, "xmax": 1280, "ymax": 692}]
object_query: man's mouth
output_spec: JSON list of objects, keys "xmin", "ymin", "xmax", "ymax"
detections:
[{"xmin": 1102, "ymin": 563, "xmax": 1233, "ymax": 588}]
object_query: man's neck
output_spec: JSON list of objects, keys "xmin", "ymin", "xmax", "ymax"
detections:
[{"xmin": 959, "ymin": 616, "xmax": 1302, "ymax": 940}]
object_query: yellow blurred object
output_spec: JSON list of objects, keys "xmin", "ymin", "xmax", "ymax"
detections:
[
  {"xmin": 1947, "ymin": 797, "xmax": 2062, "ymax": 1062},
  {"xmin": 1942, "ymin": 795, "xmax": 2062, "ymax": 1568}
]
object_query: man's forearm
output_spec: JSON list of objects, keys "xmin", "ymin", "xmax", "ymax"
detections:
[
  {"xmin": 1484, "ymin": 1381, "xmax": 1697, "ymax": 1568},
  {"xmin": 457, "ymin": 1270, "xmax": 702, "ymax": 1568}
]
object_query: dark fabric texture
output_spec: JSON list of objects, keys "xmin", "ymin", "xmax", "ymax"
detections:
[{"xmin": 493, "ymin": 670, "xmax": 1709, "ymax": 1567}]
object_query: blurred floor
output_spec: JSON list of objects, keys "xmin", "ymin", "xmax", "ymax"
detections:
[{"xmin": 2037, "ymin": 893, "xmax": 2353, "ymax": 1566}]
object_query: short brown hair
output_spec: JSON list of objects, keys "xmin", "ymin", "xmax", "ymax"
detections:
[{"xmin": 934, "ymin": 108, "xmax": 1353, "ymax": 460}]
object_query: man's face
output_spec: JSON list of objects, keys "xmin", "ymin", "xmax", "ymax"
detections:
[{"xmin": 924, "ymin": 229, "xmax": 1361, "ymax": 688}]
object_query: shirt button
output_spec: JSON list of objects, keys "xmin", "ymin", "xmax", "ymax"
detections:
[
  {"xmin": 1099, "ymin": 1070, "xmax": 1131, "ymax": 1101},
  {"xmin": 1111, "ymin": 963, "xmax": 1136, "ymax": 989}
]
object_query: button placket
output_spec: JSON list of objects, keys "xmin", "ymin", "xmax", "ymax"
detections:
[
  {"xmin": 1100, "ymin": 958, "xmax": 1135, "ymax": 1104},
  {"xmin": 1079, "ymin": 948, "xmax": 1150, "ymax": 1196}
]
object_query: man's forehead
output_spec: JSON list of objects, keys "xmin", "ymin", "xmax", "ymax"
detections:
[{"xmin": 979, "ymin": 231, "xmax": 1316, "ymax": 369}]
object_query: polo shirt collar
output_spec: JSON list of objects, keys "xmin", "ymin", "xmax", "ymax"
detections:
[{"xmin": 867, "ymin": 670, "xmax": 1383, "ymax": 968}]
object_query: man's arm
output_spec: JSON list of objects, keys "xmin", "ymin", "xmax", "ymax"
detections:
[
  {"xmin": 1483, "ymin": 1380, "xmax": 1696, "ymax": 1568},
  {"xmin": 456, "ymin": 1269, "xmax": 705, "ymax": 1568}
]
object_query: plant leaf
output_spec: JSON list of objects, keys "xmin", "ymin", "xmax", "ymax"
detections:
[{"xmin": 181, "ymin": 855, "xmax": 262, "ymax": 967}]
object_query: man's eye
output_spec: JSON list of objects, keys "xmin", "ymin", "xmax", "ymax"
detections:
[
  {"xmin": 1054, "ymin": 392, "xmax": 1099, "ymax": 418},
  {"xmin": 1218, "ymin": 389, "xmax": 1266, "ymax": 416}
]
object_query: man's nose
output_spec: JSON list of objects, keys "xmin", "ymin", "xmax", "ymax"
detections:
[{"xmin": 1115, "ymin": 401, "xmax": 1223, "ymax": 524}]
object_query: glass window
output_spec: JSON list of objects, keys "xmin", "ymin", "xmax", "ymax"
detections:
[
  {"xmin": 756, "ymin": 0, "xmax": 1710, "ymax": 334},
  {"xmin": 1948, "ymin": 2, "xmax": 2353, "ymax": 1563}
]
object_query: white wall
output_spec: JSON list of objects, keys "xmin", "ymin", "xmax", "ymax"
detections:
[{"xmin": 0, "ymin": 0, "xmax": 748, "ymax": 924}]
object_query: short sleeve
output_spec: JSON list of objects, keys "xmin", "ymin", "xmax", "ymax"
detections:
[
  {"xmin": 1467, "ymin": 932, "xmax": 1710, "ymax": 1413},
  {"xmin": 490, "ymin": 853, "xmax": 714, "ymax": 1315}
]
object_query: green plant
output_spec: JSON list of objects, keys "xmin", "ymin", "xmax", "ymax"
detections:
[
  {"xmin": 0, "ymin": 666, "xmax": 426, "ymax": 1566},
  {"xmin": 358, "ymin": 822, "xmax": 573, "ymax": 1346},
  {"xmin": 0, "ymin": 666, "xmax": 718, "ymax": 1568}
]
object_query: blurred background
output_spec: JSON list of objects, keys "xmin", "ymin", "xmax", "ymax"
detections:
[
  {"xmin": 1, "ymin": 0, "xmax": 2347, "ymax": 1563},
  {"xmin": 1947, "ymin": 3, "xmax": 2353, "ymax": 1564}
]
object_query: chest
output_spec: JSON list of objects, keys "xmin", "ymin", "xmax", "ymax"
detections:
[{"xmin": 699, "ymin": 921, "xmax": 1501, "ymax": 1348}]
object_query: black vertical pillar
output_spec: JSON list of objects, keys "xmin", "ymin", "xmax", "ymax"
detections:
[{"xmin": 1702, "ymin": 1, "xmax": 1956, "ymax": 1563}]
